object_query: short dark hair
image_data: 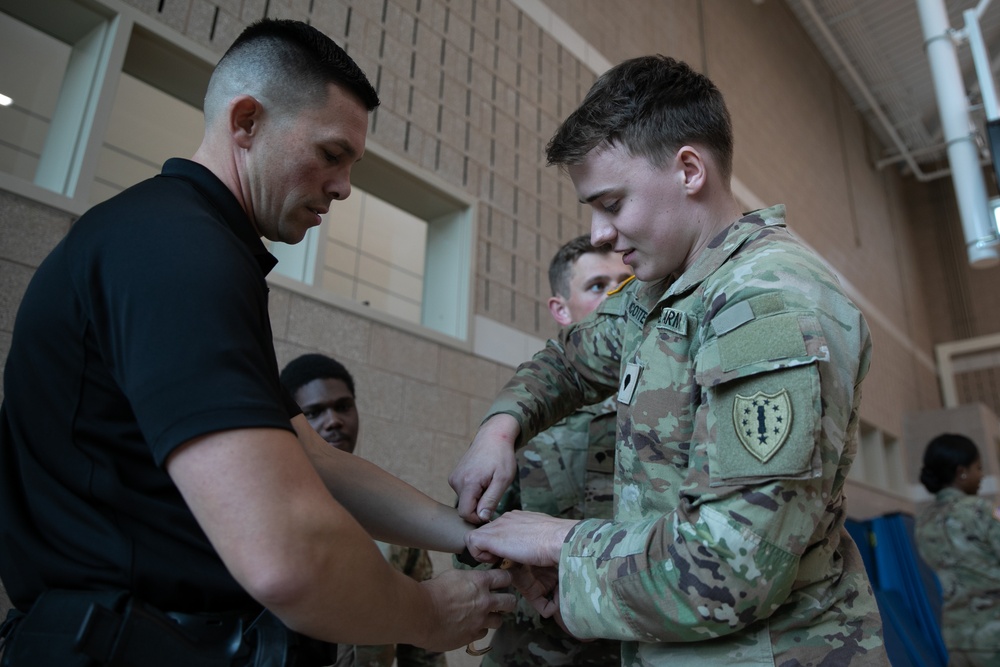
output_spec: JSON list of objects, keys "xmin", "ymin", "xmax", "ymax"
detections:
[
  {"xmin": 919, "ymin": 433, "xmax": 980, "ymax": 493},
  {"xmin": 546, "ymin": 55, "xmax": 733, "ymax": 180},
  {"xmin": 548, "ymin": 235, "xmax": 613, "ymax": 297},
  {"xmin": 280, "ymin": 353, "xmax": 356, "ymax": 398},
  {"xmin": 205, "ymin": 18, "xmax": 379, "ymax": 123}
]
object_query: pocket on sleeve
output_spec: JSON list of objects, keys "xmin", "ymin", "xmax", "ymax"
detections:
[{"xmin": 695, "ymin": 312, "xmax": 825, "ymax": 484}]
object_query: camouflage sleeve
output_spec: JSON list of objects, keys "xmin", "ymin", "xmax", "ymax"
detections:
[
  {"xmin": 558, "ymin": 254, "xmax": 871, "ymax": 642},
  {"xmin": 975, "ymin": 496, "xmax": 1000, "ymax": 557},
  {"xmin": 388, "ymin": 546, "xmax": 447, "ymax": 667},
  {"xmin": 402, "ymin": 548, "xmax": 435, "ymax": 583},
  {"xmin": 484, "ymin": 289, "xmax": 628, "ymax": 447}
]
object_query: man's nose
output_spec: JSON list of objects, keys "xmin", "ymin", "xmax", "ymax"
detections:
[
  {"xmin": 316, "ymin": 408, "xmax": 339, "ymax": 432},
  {"xmin": 326, "ymin": 173, "xmax": 352, "ymax": 202},
  {"xmin": 591, "ymin": 215, "xmax": 616, "ymax": 248}
]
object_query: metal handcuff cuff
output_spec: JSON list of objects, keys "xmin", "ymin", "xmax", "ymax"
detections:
[{"xmin": 456, "ymin": 549, "xmax": 514, "ymax": 656}]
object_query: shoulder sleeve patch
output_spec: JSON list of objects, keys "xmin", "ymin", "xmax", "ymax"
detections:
[{"xmin": 710, "ymin": 365, "xmax": 822, "ymax": 482}]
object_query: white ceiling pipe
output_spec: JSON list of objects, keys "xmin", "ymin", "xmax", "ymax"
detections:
[
  {"xmin": 965, "ymin": 8, "xmax": 1000, "ymax": 121},
  {"xmin": 917, "ymin": 0, "xmax": 999, "ymax": 267}
]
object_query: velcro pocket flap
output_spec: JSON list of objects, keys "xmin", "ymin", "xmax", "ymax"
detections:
[
  {"xmin": 695, "ymin": 313, "xmax": 829, "ymax": 387},
  {"xmin": 696, "ymin": 313, "xmax": 826, "ymax": 483}
]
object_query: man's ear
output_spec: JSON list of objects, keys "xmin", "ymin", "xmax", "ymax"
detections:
[
  {"xmin": 675, "ymin": 146, "xmax": 707, "ymax": 195},
  {"xmin": 229, "ymin": 95, "xmax": 262, "ymax": 149},
  {"xmin": 548, "ymin": 296, "xmax": 573, "ymax": 327}
]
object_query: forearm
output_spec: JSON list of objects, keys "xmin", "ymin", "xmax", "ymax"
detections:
[
  {"xmin": 297, "ymin": 416, "xmax": 473, "ymax": 552},
  {"xmin": 487, "ymin": 333, "xmax": 617, "ymax": 448},
  {"xmin": 167, "ymin": 427, "xmax": 445, "ymax": 645}
]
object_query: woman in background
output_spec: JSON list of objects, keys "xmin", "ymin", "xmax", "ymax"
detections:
[{"xmin": 916, "ymin": 433, "xmax": 1000, "ymax": 667}]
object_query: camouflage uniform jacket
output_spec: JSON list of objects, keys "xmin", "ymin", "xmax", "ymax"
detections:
[
  {"xmin": 334, "ymin": 542, "xmax": 446, "ymax": 667},
  {"xmin": 485, "ymin": 205, "xmax": 887, "ymax": 666},
  {"xmin": 483, "ymin": 402, "xmax": 621, "ymax": 666},
  {"xmin": 915, "ymin": 487, "xmax": 1000, "ymax": 653}
]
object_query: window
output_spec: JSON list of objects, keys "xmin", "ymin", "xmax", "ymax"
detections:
[
  {"xmin": 0, "ymin": 0, "xmax": 213, "ymax": 212},
  {"xmin": 0, "ymin": 0, "xmax": 117, "ymax": 201},
  {"xmin": 90, "ymin": 24, "xmax": 208, "ymax": 205},
  {"xmin": 271, "ymin": 146, "xmax": 474, "ymax": 341},
  {"xmin": 0, "ymin": 9, "xmax": 73, "ymax": 182},
  {"xmin": 2, "ymin": 0, "xmax": 474, "ymax": 342}
]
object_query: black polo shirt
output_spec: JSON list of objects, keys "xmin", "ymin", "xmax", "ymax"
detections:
[{"xmin": 0, "ymin": 158, "xmax": 301, "ymax": 613}]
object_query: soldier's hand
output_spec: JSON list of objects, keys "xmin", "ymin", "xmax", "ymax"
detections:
[
  {"xmin": 508, "ymin": 563, "xmax": 559, "ymax": 617},
  {"xmin": 449, "ymin": 414, "xmax": 519, "ymax": 523},
  {"xmin": 417, "ymin": 568, "xmax": 516, "ymax": 652},
  {"xmin": 465, "ymin": 510, "xmax": 575, "ymax": 567}
]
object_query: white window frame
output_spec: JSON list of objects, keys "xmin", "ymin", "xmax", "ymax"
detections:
[
  {"xmin": 0, "ymin": 0, "xmax": 218, "ymax": 216},
  {"xmin": 268, "ymin": 138, "xmax": 476, "ymax": 344}
]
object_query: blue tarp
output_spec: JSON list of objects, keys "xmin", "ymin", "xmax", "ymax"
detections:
[{"xmin": 844, "ymin": 514, "xmax": 948, "ymax": 667}]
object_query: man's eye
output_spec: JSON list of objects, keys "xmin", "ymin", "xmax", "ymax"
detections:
[
  {"xmin": 602, "ymin": 201, "xmax": 619, "ymax": 213},
  {"xmin": 324, "ymin": 151, "xmax": 340, "ymax": 164},
  {"xmin": 588, "ymin": 282, "xmax": 607, "ymax": 292}
]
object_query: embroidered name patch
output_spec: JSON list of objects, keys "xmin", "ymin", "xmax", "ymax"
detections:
[
  {"xmin": 733, "ymin": 389, "xmax": 792, "ymax": 463},
  {"xmin": 658, "ymin": 308, "xmax": 687, "ymax": 335},
  {"xmin": 627, "ymin": 299, "xmax": 648, "ymax": 327}
]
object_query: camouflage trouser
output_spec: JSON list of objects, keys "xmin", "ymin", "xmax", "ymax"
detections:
[{"xmin": 480, "ymin": 608, "xmax": 620, "ymax": 667}]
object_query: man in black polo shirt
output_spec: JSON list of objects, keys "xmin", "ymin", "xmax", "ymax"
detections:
[{"xmin": 0, "ymin": 19, "xmax": 513, "ymax": 666}]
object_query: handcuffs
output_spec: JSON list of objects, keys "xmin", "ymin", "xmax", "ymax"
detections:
[{"xmin": 457, "ymin": 550, "xmax": 514, "ymax": 656}]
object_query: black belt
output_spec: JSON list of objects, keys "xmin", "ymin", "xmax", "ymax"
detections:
[{"xmin": 0, "ymin": 590, "xmax": 334, "ymax": 667}]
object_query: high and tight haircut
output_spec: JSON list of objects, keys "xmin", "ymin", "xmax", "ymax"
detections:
[
  {"xmin": 546, "ymin": 55, "xmax": 733, "ymax": 180},
  {"xmin": 280, "ymin": 353, "xmax": 356, "ymax": 398},
  {"xmin": 204, "ymin": 18, "xmax": 379, "ymax": 124},
  {"xmin": 548, "ymin": 234, "xmax": 614, "ymax": 298},
  {"xmin": 919, "ymin": 433, "xmax": 980, "ymax": 493}
]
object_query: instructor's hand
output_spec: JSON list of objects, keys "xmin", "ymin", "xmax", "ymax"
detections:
[
  {"xmin": 418, "ymin": 568, "xmax": 515, "ymax": 652},
  {"xmin": 449, "ymin": 414, "xmax": 519, "ymax": 523}
]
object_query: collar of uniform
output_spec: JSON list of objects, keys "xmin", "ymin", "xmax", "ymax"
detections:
[
  {"xmin": 934, "ymin": 486, "xmax": 967, "ymax": 502},
  {"xmin": 160, "ymin": 158, "xmax": 279, "ymax": 276},
  {"xmin": 659, "ymin": 204, "xmax": 787, "ymax": 302}
]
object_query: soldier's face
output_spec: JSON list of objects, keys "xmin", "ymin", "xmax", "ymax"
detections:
[
  {"xmin": 550, "ymin": 251, "xmax": 631, "ymax": 326},
  {"xmin": 569, "ymin": 143, "xmax": 702, "ymax": 282},
  {"xmin": 294, "ymin": 378, "xmax": 360, "ymax": 454}
]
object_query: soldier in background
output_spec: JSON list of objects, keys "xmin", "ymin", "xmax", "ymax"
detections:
[
  {"xmin": 450, "ymin": 55, "xmax": 888, "ymax": 666},
  {"xmin": 281, "ymin": 353, "xmax": 447, "ymax": 667},
  {"xmin": 916, "ymin": 433, "xmax": 1000, "ymax": 666},
  {"xmin": 471, "ymin": 236, "xmax": 629, "ymax": 666}
]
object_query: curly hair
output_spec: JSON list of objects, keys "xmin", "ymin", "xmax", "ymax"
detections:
[{"xmin": 280, "ymin": 353, "xmax": 356, "ymax": 398}]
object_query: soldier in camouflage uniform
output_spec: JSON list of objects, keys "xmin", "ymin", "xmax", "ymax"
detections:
[
  {"xmin": 916, "ymin": 433, "xmax": 1000, "ymax": 667},
  {"xmin": 477, "ymin": 236, "xmax": 628, "ymax": 666},
  {"xmin": 281, "ymin": 354, "xmax": 446, "ymax": 667},
  {"xmin": 450, "ymin": 55, "xmax": 888, "ymax": 666}
]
